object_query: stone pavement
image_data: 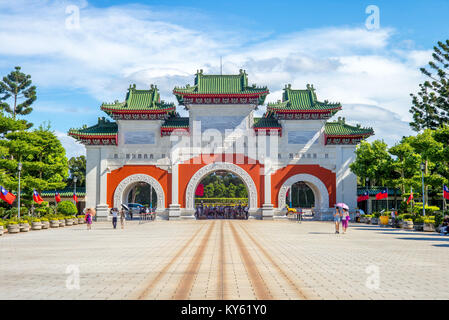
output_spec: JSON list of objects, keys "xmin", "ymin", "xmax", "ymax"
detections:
[{"xmin": 1, "ymin": 220, "xmax": 448, "ymax": 300}]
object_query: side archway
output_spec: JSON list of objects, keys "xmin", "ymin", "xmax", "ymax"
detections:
[
  {"xmin": 113, "ymin": 174, "xmax": 165, "ymax": 212},
  {"xmin": 185, "ymin": 162, "xmax": 258, "ymax": 212},
  {"xmin": 278, "ymin": 173, "xmax": 329, "ymax": 211}
]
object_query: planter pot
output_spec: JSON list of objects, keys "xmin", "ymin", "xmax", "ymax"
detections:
[
  {"xmin": 7, "ymin": 224, "xmax": 20, "ymax": 233},
  {"xmin": 360, "ymin": 217, "xmax": 366, "ymax": 223},
  {"xmin": 72, "ymin": 219, "xmax": 78, "ymax": 225},
  {"xmin": 41, "ymin": 221, "xmax": 49, "ymax": 229},
  {"xmin": 379, "ymin": 216, "xmax": 389, "ymax": 225},
  {"xmin": 0, "ymin": 225, "xmax": 3, "ymax": 236},
  {"xmin": 59, "ymin": 220, "xmax": 65, "ymax": 227},
  {"xmin": 31, "ymin": 222, "xmax": 42, "ymax": 230},
  {"xmin": 414, "ymin": 223, "xmax": 423, "ymax": 231},
  {"xmin": 371, "ymin": 218, "xmax": 379, "ymax": 225},
  {"xmin": 402, "ymin": 220, "xmax": 414, "ymax": 230},
  {"xmin": 423, "ymin": 223, "xmax": 436, "ymax": 232},
  {"xmin": 78, "ymin": 218, "xmax": 85, "ymax": 224},
  {"xmin": 50, "ymin": 220, "xmax": 59, "ymax": 228},
  {"xmin": 65, "ymin": 219, "xmax": 73, "ymax": 226},
  {"xmin": 19, "ymin": 223, "xmax": 30, "ymax": 232}
]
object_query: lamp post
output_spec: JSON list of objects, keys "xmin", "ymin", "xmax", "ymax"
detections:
[
  {"xmin": 420, "ymin": 162, "xmax": 425, "ymax": 216},
  {"xmin": 365, "ymin": 177, "xmax": 369, "ymax": 214},
  {"xmin": 17, "ymin": 162, "xmax": 22, "ymax": 220}
]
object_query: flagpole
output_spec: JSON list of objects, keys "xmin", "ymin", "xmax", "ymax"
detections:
[{"xmin": 386, "ymin": 187, "xmax": 389, "ymax": 212}]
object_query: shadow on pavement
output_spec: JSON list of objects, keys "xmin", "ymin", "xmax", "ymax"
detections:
[
  {"xmin": 433, "ymin": 244, "xmax": 449, "ymax": 247},
  {"xmin": 308, "ymin": 232, "xmax": 336, "ymax": 234},
  {"xmin": 396, "ymin": 237, "xmax": 449, "ymax": 242}
]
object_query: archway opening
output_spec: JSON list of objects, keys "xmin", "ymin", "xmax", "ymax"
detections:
[
  {"xmin": 194, "ymin": 170, "xmax": 249, "ymax": 219},
  {"xmin": 124, "ymin": 182, "xmax": 158, "ymax": 219},
  {"xmin": 286, "ymin": 181, "xmax": 315, "ymax": 209}
]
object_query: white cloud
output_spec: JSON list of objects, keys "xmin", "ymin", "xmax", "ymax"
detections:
[
  {"xmin": 0, "ymin": 1, "xmax": 433, "ymax": 157},
  {"xmin": 55, "ymin": 131, "xmax": 86, "ymax": 159}
]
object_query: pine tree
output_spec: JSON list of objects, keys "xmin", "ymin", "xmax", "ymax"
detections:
[
  {"xmin": 0, "ymin": 66, "xmax": 36, "ymax": 119},
  {"xmin": 409, "ymin": 40, "xmax": 449, "ymax": 131}
]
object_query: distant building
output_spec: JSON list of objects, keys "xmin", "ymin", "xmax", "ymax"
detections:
[{"xmin": 69, "ymin": 70, "xmax": 373, "ymax": 220}]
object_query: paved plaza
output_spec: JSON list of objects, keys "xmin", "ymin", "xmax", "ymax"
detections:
[{"xmin": 1, "ymin": 219, "xmax": 448, "ymax": 300}]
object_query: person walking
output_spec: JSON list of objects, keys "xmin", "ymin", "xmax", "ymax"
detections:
[
  {"xmin": 120, "ymin": 208, "xmax": 126, "ymax": 229},
  {"xmin": 111, "ymin": 207, "xmax": 118, "ymax": 229},
  {"xmin": 341, "ymin": 209, "xmax": 350, "ymax": 233},
  {"xmin": 85, "ymin": 208, "xmax": 95, "ymax": 230},
  {"xmin": 334, "ymin": 207, "xmax": 342, "ymax": 234}
]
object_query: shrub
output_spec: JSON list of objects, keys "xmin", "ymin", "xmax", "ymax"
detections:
[
  {"xmin": 399, "ymin": 201, "xmax": 408, "ymax": 213},
  {"xmin": 413, "ymin": 204, "xmax": 440, "ymax": 215},
  {"xmin": 414, "ymin": 216, "xmax": 424, "ymax": 224},
  {"xmin": 373, "ymin": 212, "xmax": 381, "ymax": 218},
  {"xmin": 404, "ymin": 218, "xmax": 413, "ymax": 222},
  {"xmin": 57, "ymin": 201, "xmax": 78, "ymax": 216}
]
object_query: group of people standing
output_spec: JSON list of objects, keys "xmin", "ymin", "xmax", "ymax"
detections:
[
  {"xmin": 334, "ymin": 206, "xmax": 350, "ymax": 234},
  {"xmin": 195, "ymin": 203, "xmax": 249, "ymax": 220},
  {"xmin": 109, "ymin": 207, "xmax": 126, "ymax": 229}
]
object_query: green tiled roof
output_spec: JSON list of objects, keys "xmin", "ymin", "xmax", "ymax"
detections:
[
  {"xmin": 42, "ymin": 187, "xmax": 86, "ymax": 197},
  {"xmin": 253, "ymin": 116, "xmax": 281, "ymax": 128},
  {"xmin": 161, "ymin": 117, "xmax": 189, "ymax": 128},
  {"xmin": 325, "ymin": 118, "xmax": 374, "ymax": 136},
  {"xmin": 68, "ymin": 117, "xmax": 118, "ymax": 137},
  {"xmin": 267, "ymin": 84, "xmax": 341, "ymax": 113},
  {"xmin": 173, "ymin": 69, "xmax": 269, "ymax": 104},
  {"xmin": 101, "ymin": 84, "xmax": 175, "ymax": 113}
]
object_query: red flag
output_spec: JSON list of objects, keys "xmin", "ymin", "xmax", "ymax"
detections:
[
  {"xmin": 375, "ymin": 188, "xmax": 388, "ymax": 200},
  {"xmin": 357, "ymin": 191, "xmax": 369, "ymax": 202},
  {"xmin": 406, "ymin": 191, "xmax": 413, "ymax": 204},
  {"xmin": 444, "ymin": 185, "xmax": 449, "ymax": 200},
  {"xmin": 73, "ymin": 193, "xmax": 78, "ymax": 203},
  {"xmin": 55, "ymin": 192, "xmax": 61, "ymax": 203},
  {"xmin": 33, "ymin": 189, "xmax": 44, "ymax": 205},
  {"xmin": 195, "ymin": 184, "xmax": 204, "ymax": 197},
  {"xmin": 0, "ymin": 186, "xmax": 16, "ymax": 205}
]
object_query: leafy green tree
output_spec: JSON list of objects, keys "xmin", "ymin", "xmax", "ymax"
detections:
[
  {"xmin": 236, "ymin": 184, "xmax": 247, "ymax": 198},
  {"xmin": 204, "ymin": 184, "xmax": 215, "ymax": 198},
  {"xmin": 0, "ymin": 66, "xmax": 36, "ymax": 120},
  {"xmin": 0, "ymin": 123, "xmax": 68, "ymax": 199},
  {"xmin": 409, "ymin": 40, "xmax": 449, "ymax": 131},
  {"xmin": 349, "ymin": 140, "xmax": 395, "ymax": 186},
  {"xmin": 67, "ymin": 155, "xmax": 86, "ymax": 187}
]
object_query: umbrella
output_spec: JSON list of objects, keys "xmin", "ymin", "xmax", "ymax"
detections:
[
  {"xmin": 121, "ymin": 204, "xmax": 129, "ymax": 211},
  {"xmin": 335, "ymin": 203, "xmax": 349, "ymax": 210}
]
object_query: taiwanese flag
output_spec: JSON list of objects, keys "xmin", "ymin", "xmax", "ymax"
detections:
[
  {"xmin": 444, "ymin": 185, "xmax": 449, "ymax": 200},
  {"xmin": 55, "ymin": 192, "xmax": 61, "ymax": 203},
  {"xmin": 73, "ymin": 193, "xmax": 78, "ymax": 203},
  {"xmin": 33, "ymin": 189, "xmax": 44, "ymax": 205},
  {"xmin": 407, "ymin": 190, "xmax": 413, "ymax": 204},
  {"xmin": 357, "ymin": 191, "xmax": 369, "ymax": 202},
  {"xmin": 0, "ymin": 186, "xmax": 16, "ymax": 205},
  {"xmin": 375, "ymin": 188, "xmax": 388, "ymax": 200},
  {"xmin": 195, "ymin": 184, "xmax": 204, "ymax": 197}
]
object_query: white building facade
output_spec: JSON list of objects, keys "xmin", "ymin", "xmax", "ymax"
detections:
[{"xmin": 69, "ymin": 70, "xmax": 373, "ymax": 221}]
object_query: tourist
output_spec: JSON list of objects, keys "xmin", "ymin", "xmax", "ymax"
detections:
[
  {"xmin": 120, "ymin": 208, "xmax": 126, "ymax": 229},
  {"xmin": 334, "ymin": 207, "xmax": 341, "ymax": 234},
  {"xmin": 440, "ymin": 216, "xmax": 449, "ymax": 235},
  {"xmin": 341, "ymin": 209, "xmax": 350, "ymax": 233},
  {"xmin": 111, "ymin": 207, "xmax": 118, "ymax": 229},
  {"xmin": 85, "ymin": 208, "xmax": 95, "ymax": 230}
]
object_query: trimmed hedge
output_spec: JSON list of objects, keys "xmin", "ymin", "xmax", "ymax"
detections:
[{"xmin": 57, "ymin": 201, "xmax": 78, "ymax": 216}]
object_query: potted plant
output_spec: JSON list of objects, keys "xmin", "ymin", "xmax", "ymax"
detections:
[
  {"xmin": 31, "ymin": 218, "xmax": 42, "ymax": 230},
  {"xmin": 423, "ymin": 217, "xmax": 436, "ymax": 232},
  {"xmin": 58, "ymin": 215, "xmax": 66, "ymax": 227},
  {"xmin": 379, "ymin": 212, "xmax": 389, "ymax": 226},
  {"xmin": 41, "ymin": 217, "xmax": 50, "ymax": 229},
  {"xmin": 371, "ymin": 212, "xmax": 380, "ymax": 225},
  {"xmin": 77, "ymin": 215, "xmax": 85, "ymax": 224},
  {"xmin": 0, "ymin": 221, "xmax": 3, "ymax": 236},
  {"xmin": 413, "ymin": 215, "xmax": 424, "ymax": 231},
  {"xmin": 402, "ymin": 218, "xmax": 414, "ymax": 230},
  {"xmin": 364, "ymin": 214, "xmax": 372, "ymax": 224},
  {"xmin": 72, "ymin": 215, "xmax": 78, "ymax": 225},
  {"xmin": 19, "ymin": 219, "xmax": 30, "ymax": 232},
  {"xmin": 48, "ymin": 214, "xmax": 59, "ymax": 228},
  {"xmin": 65, "ymin": 216, "xmax": 74, "ymax": 226},
  {"xmin": 7, "ymin": 220, "xmax": 20, "ymax": 233}
]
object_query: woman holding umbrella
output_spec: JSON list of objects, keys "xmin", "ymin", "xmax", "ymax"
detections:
[{"xmin": 334, "ymin": 203, "xmax": 348, "ymax": 234}]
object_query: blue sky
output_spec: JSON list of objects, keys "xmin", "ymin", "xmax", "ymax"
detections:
[{"xmin": 0, "ymin": 0, "xmax": 448, "ymax": 158}]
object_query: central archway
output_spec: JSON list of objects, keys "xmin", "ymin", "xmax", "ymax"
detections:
[
  {"xmin": 185, "ymin": 162, "xmax": 258, "ymax": 213},
  {"xmin": 278, "ymin": 173, "xmax": 329, "ymax": 212},
  {"xmin": 113, "ymin": 174, "xmax": 165, "ymax": 212}
]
